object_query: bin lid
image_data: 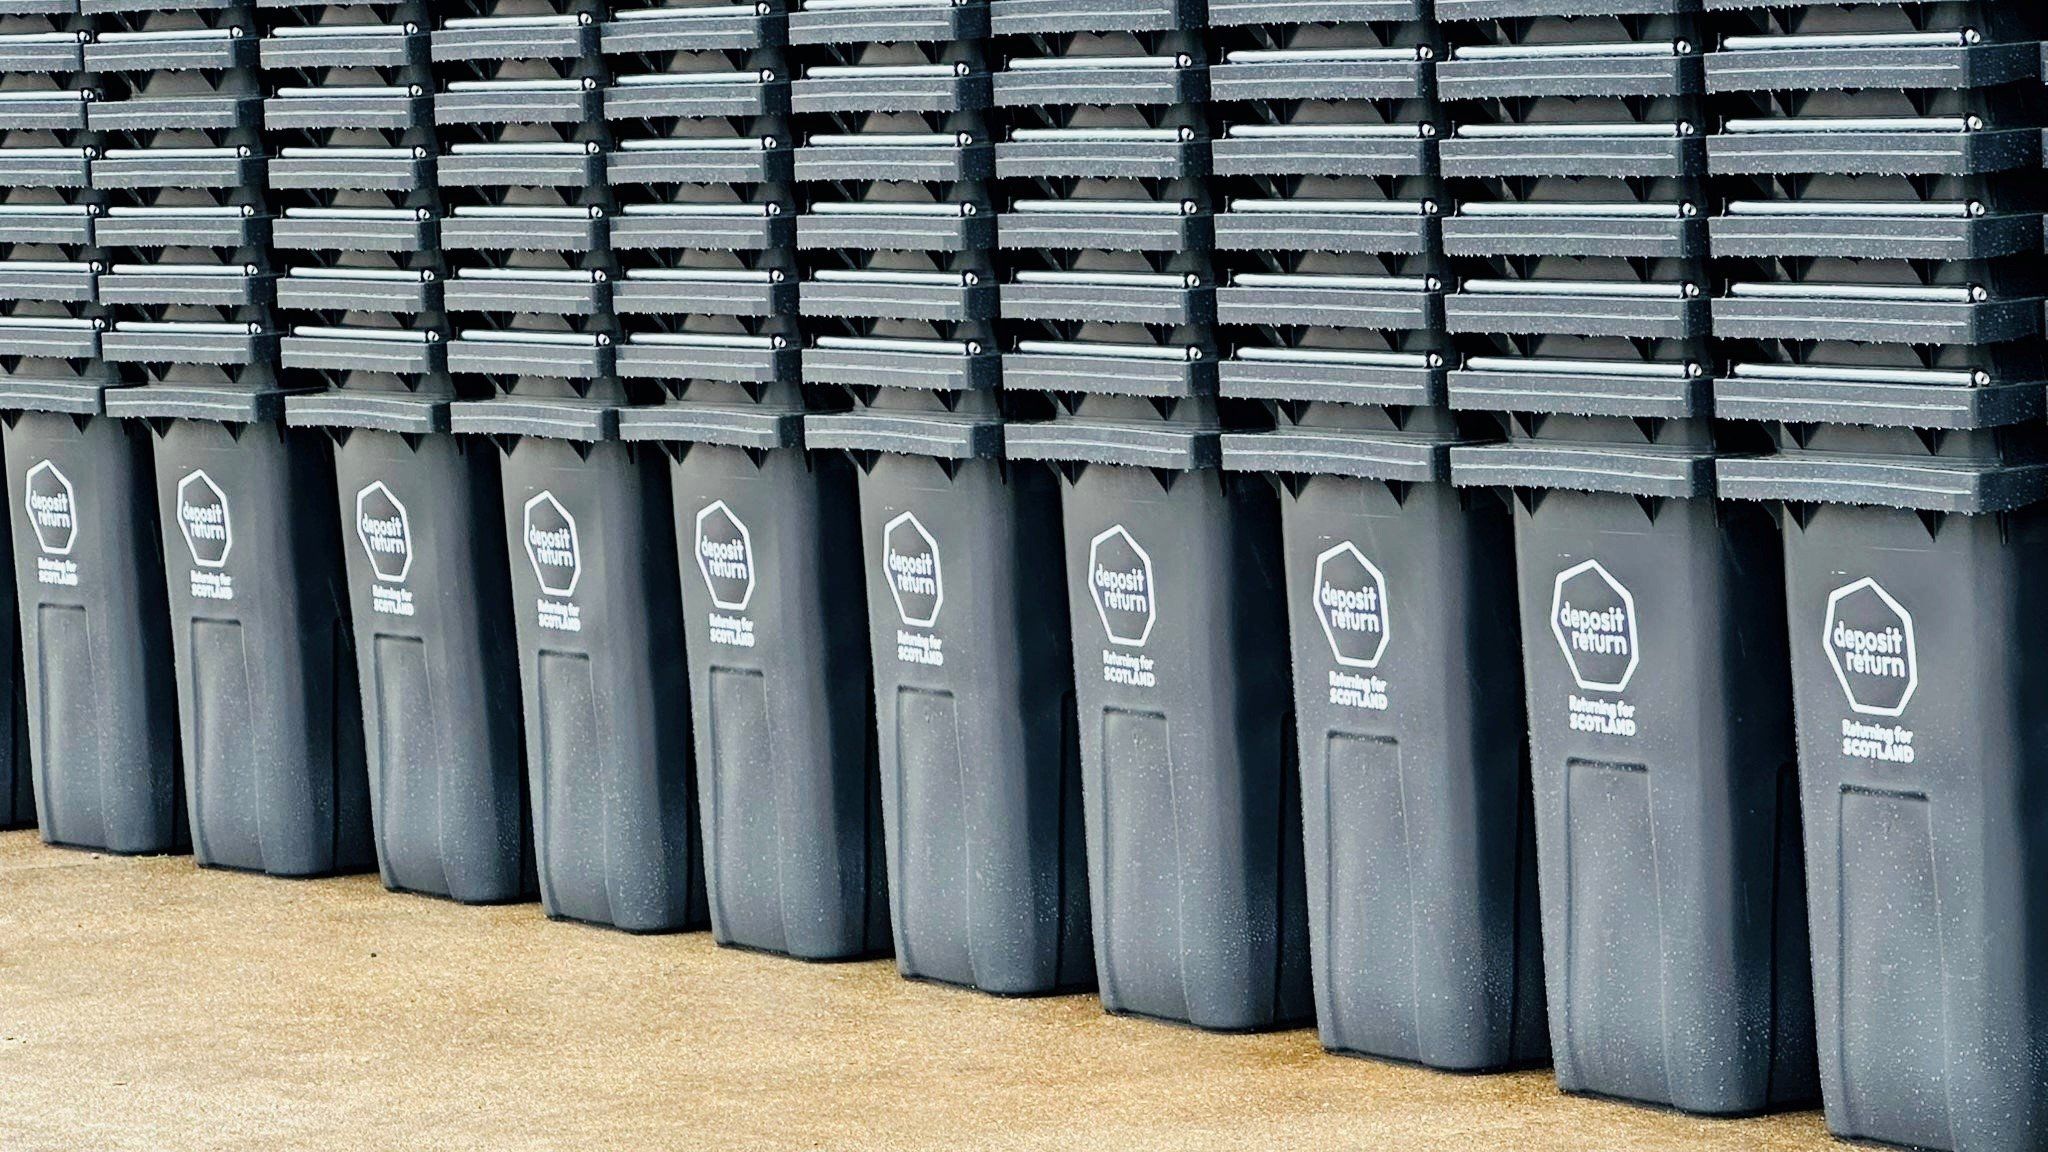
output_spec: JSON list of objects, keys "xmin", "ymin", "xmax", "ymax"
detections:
[
  {"xmin": 284, "ymin": 390, "xmax": 450, "ymax": 436},
  {"xmin": 1716, "ymin": 452, "xmax": 2048, "ymax": 514},
  {"xmin": 615, "ymin": 401, "xmax": 803, "ymax": 451},
  {"xmin": 1220, "ymin": 426, "xmax": 1473, "ymax": 483},
  {"xmin": 0, "ymin": 377, "xmax": 115, "ymax": 416},
  {"xmin": 1003, "ymin": 416, "xmax": 1220, "ymax": 471},
  {"xmin": 446, "ymin": 394, "xmax": 618, "ymax": 442},
  {"xmin": 1712, "ymin": 365, "xmax": 2042, "ymax": 431},
  {"xmin": 802, "ymin": 410, "xmax": 1002, "ymax": 460},
  {"xmin": 1449, "ymin": 440, "xmax": 1716, "ymax": 498},
  {"xmin": 102, "ymin": 384, "xmax": 295, "ymax": 424}
]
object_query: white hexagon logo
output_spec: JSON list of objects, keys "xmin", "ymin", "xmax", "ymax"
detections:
[
  {"xmin": 1551, "ymin": 559, "xmax": 1638, "ymax": 693},
  {"xmin": 1088, "ymin": 524, "xmax": 1155, "ymax": 648},
  {"xmin": 354, "ymin": 481, "xmax": 413, "ymax": 584},
  {"xmin": 882, "ymin": 511, "xmax": 942, "ymax": 628},
  {"xmin": 695, "ymin": 500, "xmax": 755, "ymax": 612},
  {"xmin": 176, "ymin": 470, "xmax": 232, "ymax": 570},
  {"xmin": 1313, "ymin": 542, "xmax": 1390, "ymax": 669},
  {"xmin": 23, "ymin": 460, "xmax": 76, "ymax": 557},
  {"xmin": 522, "ymin": 491, "xmax": 580, "ymax": 598},
  {"xmin": 1824, "ymin": 577, "xmax": 1917, "ymax": 717}
]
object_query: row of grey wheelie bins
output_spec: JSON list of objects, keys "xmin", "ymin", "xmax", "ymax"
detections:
[{"xmin": 0, "ymin": 1, "xmax": 2043, "ymax": 1150}]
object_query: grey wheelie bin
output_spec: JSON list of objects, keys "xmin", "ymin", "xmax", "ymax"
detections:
[
  {"xmin": 1006, "ymin": 393, "xmax": 1313, "ymax": 1032},
  {"xmin": 1703, "ymin": 5, "xmax": 2048, "ymax": 1138},
  {"xmin": 1722, "ymin": 421, "xmax": 2048, "ymax": 1152},
  {"xmin": 807, "ymin": 385, "xmax": 1093, "ymax": 994},
  {"xmin": 106, "ymin": 385, "xmax": 373, "ymax": 877},
  {"xmin": 1, "ymin": 388, "xmax": 182, "ymax": 854},
  {"xmin": 0, "ymin": 0, "xmax": 122, "ymax": 838},
  {"xmin": 617, "ymin": 382, "xmax": 888, "ymax": 960},
  {"xmin": 1450, "ymin": 419, "xmax": 1816, "ymax": 1114},
  {"xmin": 451, "ymin": 387, "xmax": 706, "ymax": 933},
  {"xmin": 288, "ymin": 393, "xmax": 533, "ymax": 903},
  {"xmin": 1222, "ymin": 401, "xmax": 1546, "ymax": 1069},
  {"xmin": 268, "ymin": 0, "xmax": 532, "ymax": 904}
]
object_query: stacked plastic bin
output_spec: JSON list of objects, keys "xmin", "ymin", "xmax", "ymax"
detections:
[
  {"xmin": 595, "ymin": 0, "xmax": 888, "ymax": 961},
  {"xmin": 1440, "ymin": 0, "xmax": 1816, "ymax": 1115},
  {"xmin": 0, "ymin": 0, "xmax": 155, "ymax": 844},
  {"xmin": 438, "ymin": 0, "xmax": 705, "ymax": 934},
  {"xmin": 794, "ymin": 0, "xmax": 1091, "ymax": 991},
  {"xmin": 89, "ymin": 0, "xmax": 373, "ymax": 877},
  {"xmin": 262, "ymin": 0, "xmax": 530, "ymax": 905},
  {"xmin": 1707, "ymin": 6, "xmax": 2048, "ymax": 1150},
  {"xmin": 1206, "ymin": 1, "xmax": 1545, "ymax": 1070},
  {"xmin": 994, "ymin": 0, "xmax": 1312, "ymax": 1032}
]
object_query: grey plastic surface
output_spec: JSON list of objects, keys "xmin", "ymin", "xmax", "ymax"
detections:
[
  {"xmin": 1706, "ymin": 42, "xmax": 2037, "ymax": 95},
  {"xmin": 280, "ymin": 334, "xmax": 446, "ymax": 381},
  {"xmin": 1440, "ymin": 132, "xmax": 1700, "ymax": 181},
  {"xmin": 1056, "ymin": 462, "xmax": 1310, "ymax": 1030},
  {"xmin": 493, "ymin": 434, "xmax": 706, "ymax": 932},
  {"xmin": 666, "ymin": 444, "xmax": 887, "ymax": 960},
  {"xmin": 1706, "ymin": 128, "xmax": 2039, "ymax": 178},
  {"xmin": 1212, "ymin": 208, "xmax": 1427, "ymax": 256},
  {"xmin": 148, "ymin": 418, "xmax": 373, "ymax": 877},
  {"xmin": 853, "ymin": 454, "xmax": 1091, "ymax": 993},
  {"xmin": 1268, "ymin": 474, "xmax": 1547, "ymax": 1068},
  {"xmin": 617, "ymin": 403, "xmax": 804, "ymax": 452},
  {"xmin": 1438, "ymin": 50, "xmax": 1699, "ymax": 101},
  {"xmin": 1000, "ymin": 208, "xmax": 1205, "ymax": 254},
  {"xmin": 1509, "ymin": 488, "xmax": 1817, "ymax": 1113},
  {"xmin": 329, "ymin": 431, "xmax": 531, "ymax": 904},
  {"xmin": 800, "ymin": 344, "xmax": 998, "ymax": 392},
  {"xmin": 1001, "ymin": 351, "xmax": 1214, "ymax": 400},
  {"xmin": 616, "ymin": 339, "xmax": 798, "ymax": 386},
  {"xmin": 789, "ymin": 0, "xmax": 984, "ymax": 46},
  {"xmin": 989, "ymin": 0, "xmax": 1195, "ymax": 34},
  {"xmin": 267, "ymin": 151, "xmax": 432, "ymax": 194},
  {"xmin": 1707, "ymin": 211, "xmax": 2040, "ymax": 262},
  {"xmin": 1710, "ymin": 294, "xmax": 2040, "ymax": 347},
  {"xmin": 802, "ymin": 410, "xmax": 1000, "ymax": 459},
  {"xmin": 1781, "ymin": 505, "xmax": 2048, "ymax": 1152},
  {"xmin": 602, "ymin": 6, "xmax": 780, "ymax": 53},
  {"xmin": 4, "ymin": 413, "xmax": 180, "ymax": 853},
  {"xmin": 995, "ymin": 136, "xmax": 1201, "ymax": 181},
  {"xmin": 1217, "ymin": 356, "xmax": 1443, "ymax": 408}
]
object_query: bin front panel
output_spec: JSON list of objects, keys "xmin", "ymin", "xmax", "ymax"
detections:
[
  {"xmin": 1058, "ymin": 463, "xmax": 1311, "ymax": 1032},
  {"xmin": 5, "ymin": 414, "xmax": 180, "ymax": 854},
  {"xmin": 1279, "ymin": 476, "xmax": 1546, "ymax": 1070},
  {"xmin": 332, "ymin": 431, "xmax": 529, "ymax": 905},
  {"xmin": 497, "ymin": 437, "xmax": 703, "ymax": 934},
  {"xmin": 669, "ymin": 444, "xmax": 885, "ymax": 960},
  {"xmin": 856, "ymin": 453, "xmax": 1091, "ymax": 995},
  {"xmin": 1782, "ymin": 504, "xmax": 2048, "ymax": 1152},
  {"xmin": 1512, "ymin": 489, "xmax": 1815, "ymax": 1114},
  {"xmin": 151, "ymin": 419, "xmax": 372, "ymax": 878}
]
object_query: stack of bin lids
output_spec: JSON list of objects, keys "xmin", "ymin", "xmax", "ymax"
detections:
[
  {"xmin": 434, "ymin": 0, "xmax": 619, "ymax": 396},
  {"xmin": 1706, "ymin": 5, "xmax": 2046, "ymax": 435},
  {"xmin": 88, "ymin": 0, "xmax": 279, "ymax": 408},
  {"xmin": 1441, "ymin": 4, "xmax": 1714, "ymax": 430},
  {"xmin": 0, "ymin": 2, "xmax": 110, "ymax": 412}
]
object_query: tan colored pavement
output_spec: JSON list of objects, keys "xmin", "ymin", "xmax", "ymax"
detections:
[{"xmin": 0, "ymin": 831, "xmax": 1837, "ymax": 1151}]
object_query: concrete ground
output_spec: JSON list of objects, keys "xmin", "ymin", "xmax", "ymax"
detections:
[{"xmin": 0, "ymin": 830, "xmax": 1838, "ymax": 1152}]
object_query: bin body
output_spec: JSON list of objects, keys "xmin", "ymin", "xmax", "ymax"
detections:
[
  {"xmin": 331, "ymin": 429, "xmax": 530, "ymax": 903},
  {"xmin": 669, "ymin": 443, "xmax": 885, "ymax": 960},
  {"xmin": 857, "ymin": 451, "xmax": 1091, "ymax": 993},
  {"xmin": 1784, "ymin": 503, "xmax": 2048, "ymax": 1152},
  {"xmin": 151, "ymin": 417, "xmax": 372, "ymax": 877},
  {"xmin": 1514, "ymin": 488, "xmax": 1816, "ymax": 1113},
  {"xmin": 1280, "ymin": 474, "xmax": 1546, "ymax": 1068},
  {"xmin": 5, "ymin": 412, "xmax": 180, "ymax": 853},
  {"xmin": 497, "ymin": 434, "xmax": 703, "ymax": 933},
  {"xmin": 1059, "ymin": 461, "xmax": 1311, "ymax": 1031}
]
